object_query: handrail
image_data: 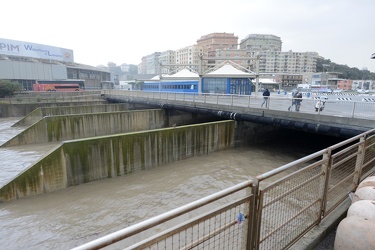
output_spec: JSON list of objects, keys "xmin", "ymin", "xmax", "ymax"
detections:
[
  {"xmin": 71, "ymin": 180, "xmax": 254, "ymax": 250},
  {"xmin": 102, "ymin": 90, "xmax": 375, "ymax": 120},
  {"xmin": 256, "ymin": 149, "xmax": 327, "ymax": 181},
  {"xmin": 72, "ymin": 129, "xmax": 375, "ymax": 250}
]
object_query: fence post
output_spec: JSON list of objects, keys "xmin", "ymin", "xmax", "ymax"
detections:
[
  {"xmin": 320, "ymin": 149, "xmax": 332, "ymax": 220},
  {"xmin": 351, "ymin": 102, "xmax": 356, "ymax": 118},
  {"xmin": 353, "ymin": 135, "xmax": 366, "ymax": 186},
  {"xmin": 245, "ymin": 178, "xmax": 260, "ymax": 250},
  {"xmin": 267, "ymin": 97, "xmax": 270, "ymax": 109},
  {"xmin": 251, "ymin": 178, "xmax": 263, "ymax": 250}
]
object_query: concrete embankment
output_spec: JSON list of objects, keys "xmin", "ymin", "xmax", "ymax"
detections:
[
  {"xmin": 1, "ymin": 109, "xmax": 166, "ymax": 147},
  {"xmin": 0, "ymin": 101, "xmax": 107, "ymax": 118},
  {"xmin": 0, "ymin": 120, "xmax": 235, "ymax": 201},
  {"xmin": 12, "ymin": 103, "xmax": 135, "ymax": 127}
]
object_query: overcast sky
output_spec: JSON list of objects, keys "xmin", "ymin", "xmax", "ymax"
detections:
[{"xmin": 2, "ymin": 0, "xmax": 375, "ymax": 72}]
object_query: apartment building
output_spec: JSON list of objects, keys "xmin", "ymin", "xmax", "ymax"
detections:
[
  {"xmin": 138, "ymin": 32, "xmax": 318, "ymax": 77},
  {"xmin": 175, "ymin": 45, "xmax": 200, "ymax": 73},
  {"xmin": 240, "ymin": 34, "xmax": 318, "ymax": 74},
  {"xmin": 196, "ymin": 33, "xmax": 238, "ymax": 57},
  {"xmin": 139, "ymin": 52, "xmax": 161, "ymax": 75},
  {"xmin": 213, "ymin": 48, "xmax": 250, "ymax": 70},
  {"xmin": 158, "ymin": 50, "xmax": 176, "ymax": 74},
  {"xmin": 239, "ymin": 34, "xmax": 282, "ymax": 52},
  {"xmin": 245, "ymin": 49, "xmax": 318, "ymax": 74}
]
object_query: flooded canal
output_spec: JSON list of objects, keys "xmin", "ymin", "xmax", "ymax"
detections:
[{"xmin": 0, "ymin": 117, "xmax": 341, "ymax": 249}]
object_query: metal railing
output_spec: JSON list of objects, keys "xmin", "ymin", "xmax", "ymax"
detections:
[
  {"xmin": 73, "ymin": 128, "xmax": 375, "ymax": 250},
  {"xmin": 101, "ymin": 90, "xmax": 375, "ymax": 120}
]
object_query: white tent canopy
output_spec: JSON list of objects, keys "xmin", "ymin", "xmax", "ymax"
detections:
[
  {"xmin": 204, "ymin": 63, "xmax": 256, "ymax": 78},
  {"xmin": 259, "ymin": 78, "xmax": 278, "ymax": 84},
  {"xmin": 162, "ymin": 68, "xmax": 199, "ymax": 80}
]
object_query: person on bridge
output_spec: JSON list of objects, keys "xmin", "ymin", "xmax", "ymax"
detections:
[
  {"xmin": 288, "ymin": 91, "xmax": 303, "ymax": 111},
  {"xmin": 295, "ymin": 92, "xmax": 303, "ymax": 111},
  {"xmin": 261, "ymin": 89, "xmax": 270, "ymax": 108}
]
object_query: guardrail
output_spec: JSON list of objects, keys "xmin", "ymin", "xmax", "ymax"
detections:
[
  {"xmin": 72, "ymin": 127, "xmax": 375, "ymax": 250},
  {"xmin": 101, "ymin": 90, "xmax": 375, "ymax": 120}
]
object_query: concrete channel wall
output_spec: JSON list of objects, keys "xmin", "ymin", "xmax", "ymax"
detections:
[
  {"xmin": 0, "ymin": 101, "xmax": 107, "ymax": 118},
  {"xmin": 0, "ymin": 120, "xmax": 235, "ymax": 201},
  {"xmin": 1, "ymin": 109, "xmax": 166, "ymax": 147},
  {"xmin": 12, "ymin": 104, "xmax": 134, "ymax": 127}
]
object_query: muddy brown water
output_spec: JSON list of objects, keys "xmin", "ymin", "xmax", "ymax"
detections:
[{"xmin": 0, "ymin": 117, "xmax": 342, "ymax": 249}]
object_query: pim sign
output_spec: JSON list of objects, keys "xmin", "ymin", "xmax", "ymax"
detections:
[{"xmin": 0, "ymin": 38, "xmax": 74, "ymax": 62}]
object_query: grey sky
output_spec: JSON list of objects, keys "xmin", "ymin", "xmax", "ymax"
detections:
[{"xmin": 2, "ymin": 0, "xmax": 375, "ymax": 72}]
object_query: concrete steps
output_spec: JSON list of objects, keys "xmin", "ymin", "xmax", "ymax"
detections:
[{"xmin": 0, "ymin": 143, "xmax": 60, "ymax": 187}]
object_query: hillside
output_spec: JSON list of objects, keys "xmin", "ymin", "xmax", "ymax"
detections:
[{"xmin": 317, "ymin": 58, "xmax": 375, "ymax": 80}]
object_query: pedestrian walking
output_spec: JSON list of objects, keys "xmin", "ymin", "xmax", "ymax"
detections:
[
  {"xmin": 288, "ymin": 91, "xmax": 302, "ymax": 111},
  {"xmin": 295, "ymin": 92, "xmax": 303, "ymax": 111},
  {"xmin": 261, "ymin": 89, "xmax": 270, "ymax": 108}
]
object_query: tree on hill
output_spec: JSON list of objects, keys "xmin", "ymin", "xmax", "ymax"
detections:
[
  {"xmin": 0, "ymin": 80, "xmax": 22, "ymax": 98},
  {"xmin": 316, "ymin": 58, "xmax": 375, "ymax": 80}
]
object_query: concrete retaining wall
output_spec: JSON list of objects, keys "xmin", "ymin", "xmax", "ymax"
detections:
[
  {"xmin": 0, "ymin": 101, "xmax": 107, "ymax": 118},
  {"xmin": 12, "ymin": 104, "xmax": 133, "ymax": 127},
  {"xmin": 1, "ymin": 109, "xmax": 166, "ymax": 147},
  {"xmin": 0, "ymin": 120, "xmax": 235, "ymax": 201}
]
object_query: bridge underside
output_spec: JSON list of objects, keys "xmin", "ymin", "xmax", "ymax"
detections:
[{"xmin": 105, "ymin": 95, "xmax": 373, "ymax": 139}]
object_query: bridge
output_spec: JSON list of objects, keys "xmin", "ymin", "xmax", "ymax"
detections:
[{"xmin": 102, "ymin": 90, "xmax": 375, "ymax": 138}]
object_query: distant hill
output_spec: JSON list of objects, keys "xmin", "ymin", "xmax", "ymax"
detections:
[{"xmin": 317, "ymin": 58, "xmax": 375, "ymax": 80}]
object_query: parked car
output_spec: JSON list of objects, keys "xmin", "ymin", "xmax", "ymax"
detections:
[{"xmin": 357, "ymin": 89, "xmax": 369, "ymax": 94}]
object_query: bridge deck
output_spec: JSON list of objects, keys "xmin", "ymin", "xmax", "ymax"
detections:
[{"xmin": 103, "ymin": 90, "xmax": 375, "ymax": 138}]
